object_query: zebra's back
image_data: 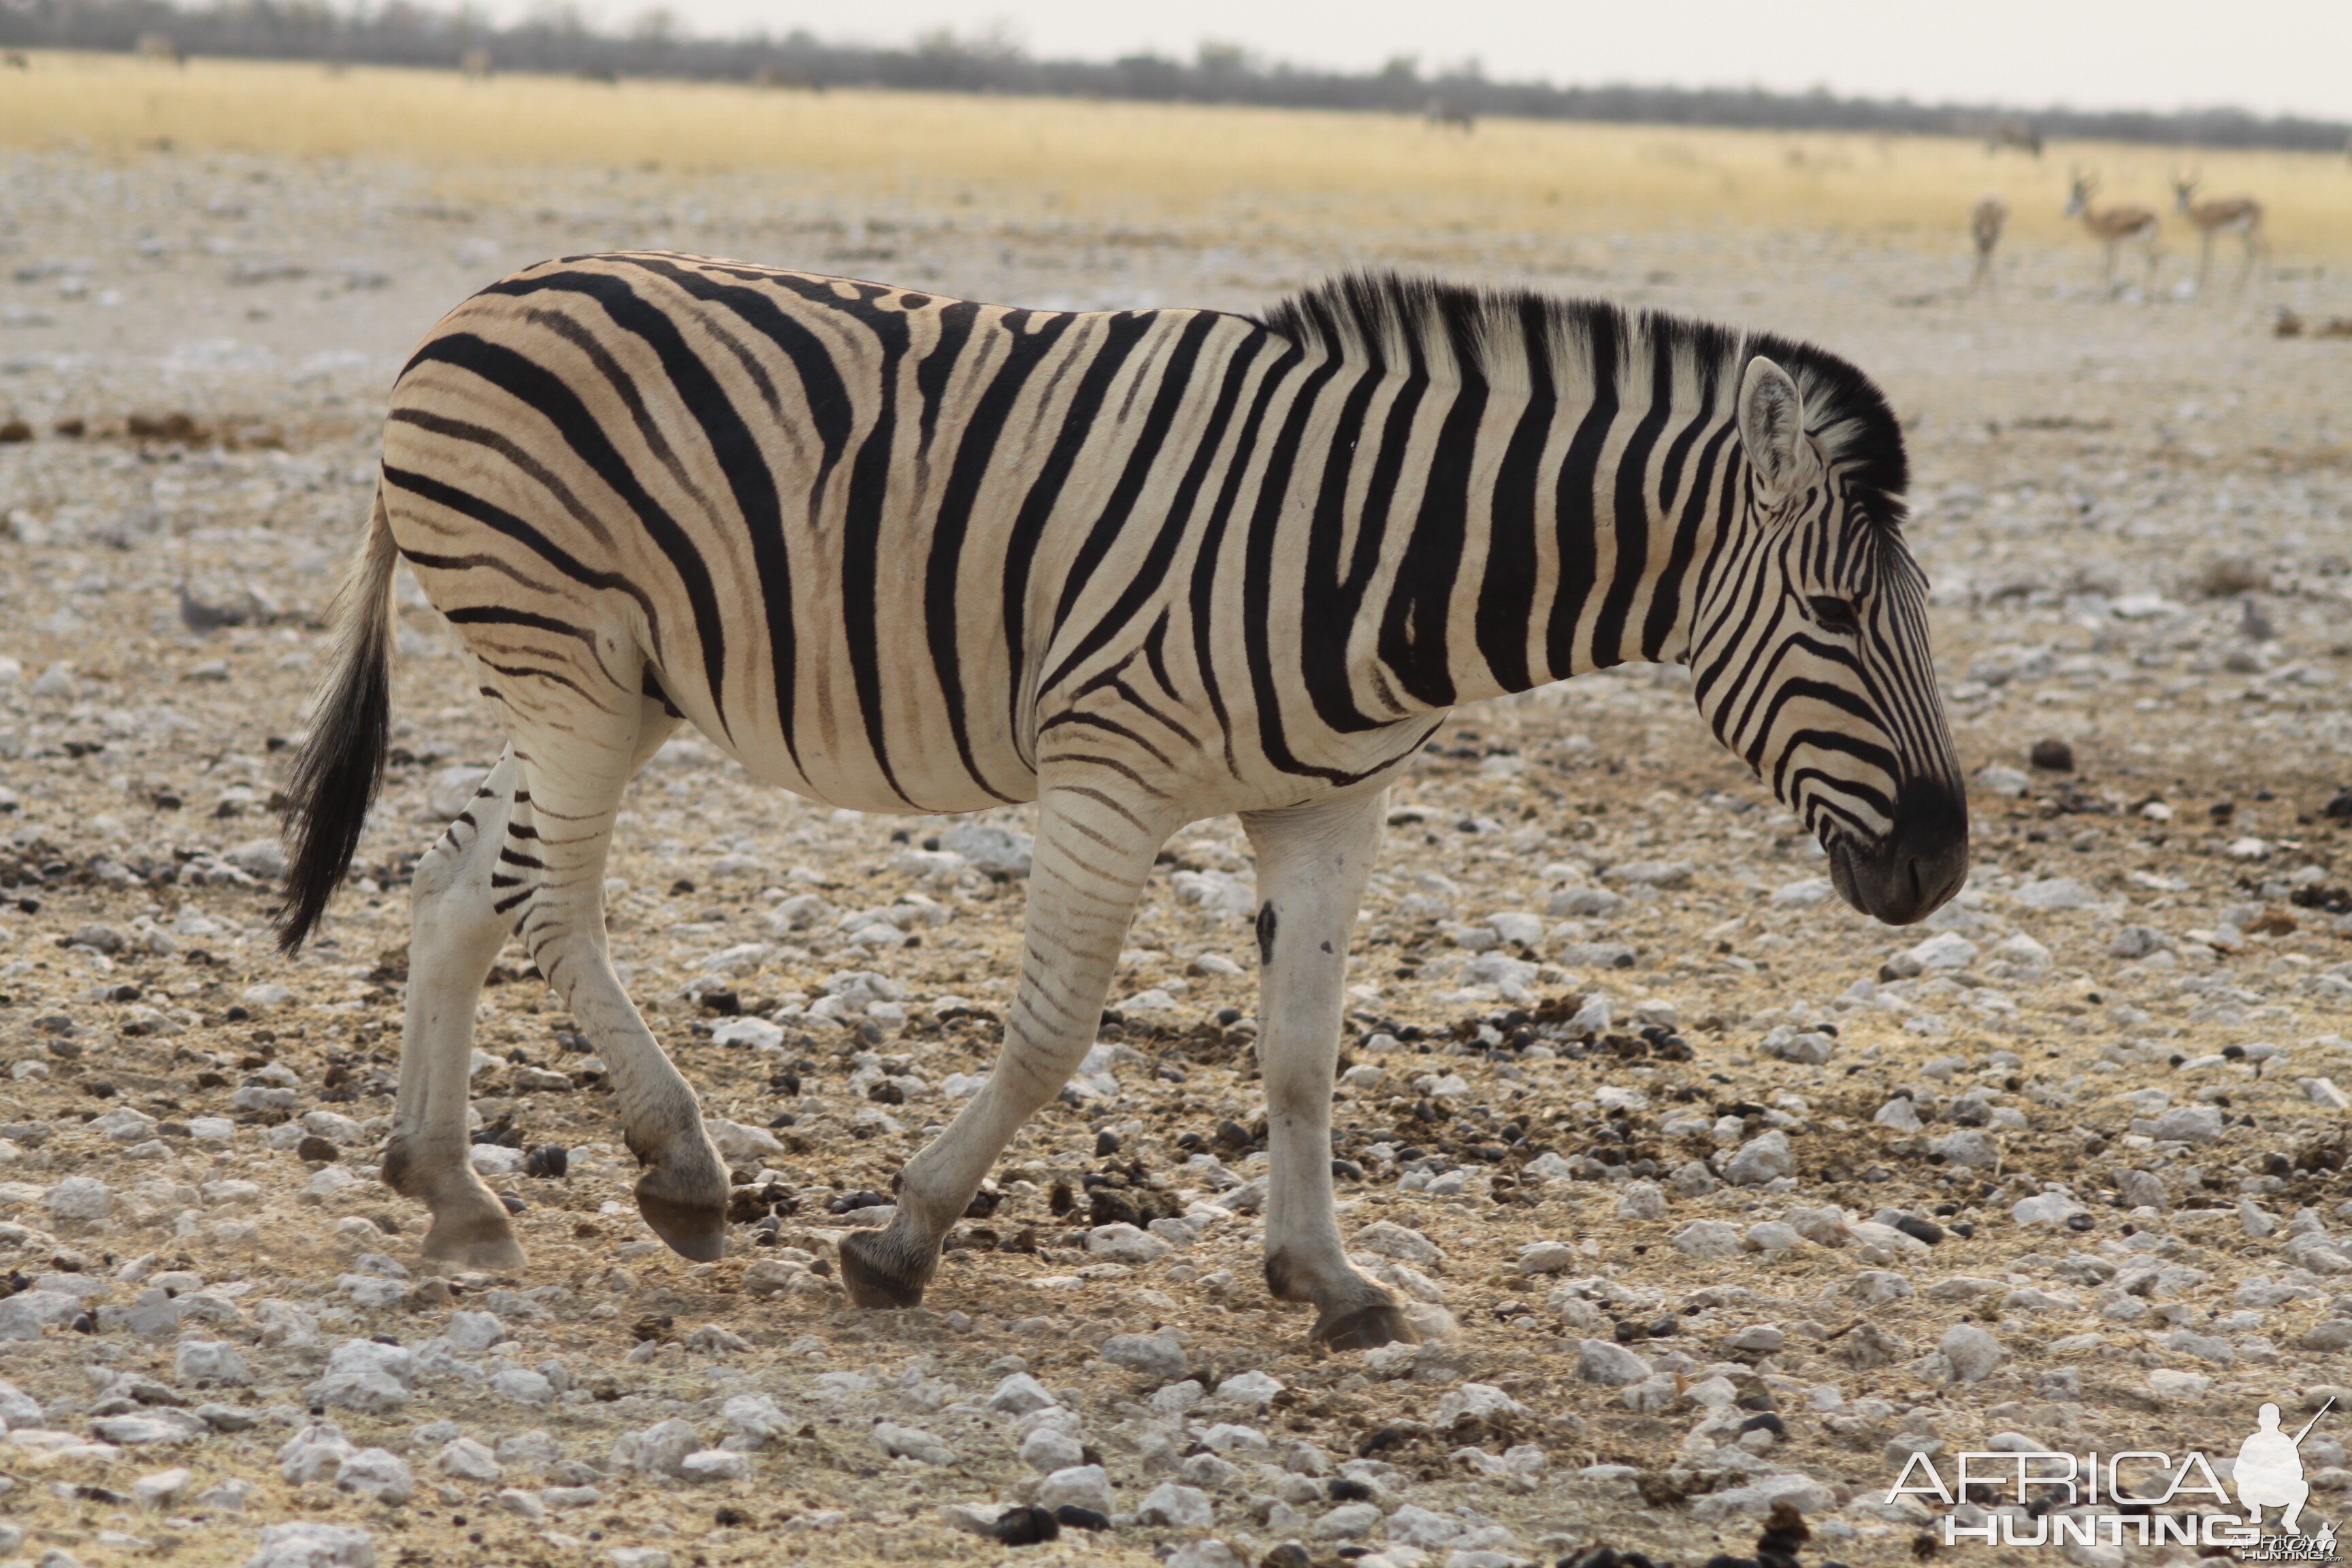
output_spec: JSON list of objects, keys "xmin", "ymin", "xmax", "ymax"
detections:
[{"xmin": 385, "ymin": 250, "xmax": 1296, "ymax": 815}]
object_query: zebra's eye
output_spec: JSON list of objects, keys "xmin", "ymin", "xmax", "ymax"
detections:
[{"xmin": 1808, "ymin": 596, "xmax": 1860, "ymax": 634}]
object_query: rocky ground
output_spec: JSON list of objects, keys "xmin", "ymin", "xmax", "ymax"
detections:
[{"xmin": 0, "ymin": 142, "xmax": 2349, "ymax": 1568}]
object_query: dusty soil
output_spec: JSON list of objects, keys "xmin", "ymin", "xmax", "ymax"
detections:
[{"xmin": 0, "ymin": 141, "xmax": 2349, "ymax": 1568}]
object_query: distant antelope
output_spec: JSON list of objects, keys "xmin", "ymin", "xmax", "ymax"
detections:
[
  {"xmin": 2170, "ymin": 174, "xmax": 2267, "ymax": 291},
  {"xmin": 459, "ymin": 46, "xmax": 493, "ymax": 79},
  {"xmin": 1424, "ymin": 97, "xmax": 1473, "ymax": 133},
  {"xmin": 134, "ymin": 31, "xmax": 182, "ymax": 65},
  {"xmin": 1982, "ymin": 119, "xmax": 2042, "ymax": 158},
  {"xmin": 2063, "ymin": 172, "xmax": 2159, "ymax": 292},
  {"xmin": 1970, "ymin": 194, "xmax": 2008, "ymax": 290}
]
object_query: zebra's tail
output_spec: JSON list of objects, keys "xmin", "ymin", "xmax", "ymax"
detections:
[{"xmin": 274, "ymin": 481, "xmax": 399, "ymax": 954}]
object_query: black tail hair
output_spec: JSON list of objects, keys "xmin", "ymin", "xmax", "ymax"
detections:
[{"xmin": 274, "ymin": 483, "xmax": 399, "ymax": 953}]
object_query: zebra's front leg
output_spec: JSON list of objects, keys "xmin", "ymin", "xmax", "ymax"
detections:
[
  {"xmin": 840, "ymin": 785, "xmax": 1169, "ymax": 1309},
  {"xmin": 385, "ymin": 751, "xmax": 529, "ymax": 1269},
  {"xmin": 1242, "ymin": 789, "xmax": 1419, "ymax": 1350}
]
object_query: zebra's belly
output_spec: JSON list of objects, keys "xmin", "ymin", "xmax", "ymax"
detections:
[
  {"xmin": 682, "ymin": 696, "xmax": 1049, "ymax": 822},
  {"xmin": 713, "ymin": 728, "xmax": 1039, "ymax": 816}
]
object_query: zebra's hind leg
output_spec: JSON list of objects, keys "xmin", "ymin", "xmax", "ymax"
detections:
[
  {"xmin": 1243, "ymin": 790, "xmax": 1422, "ymax": 1350},
  {"xmin": 385, "ymin": 750, "xmax": 529, "ymax": 1269},
  {"xmin": 506, "ymin": 702, "xmax": 730, "ymax": 1261},
  {"xmin": 840, "ymin": 783, "xmax": 1170, "ymax": 1309}
]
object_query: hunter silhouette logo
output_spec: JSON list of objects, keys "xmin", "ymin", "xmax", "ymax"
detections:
[
  {"xmin": 1886, "ymin": 1394, "xmax": 2337, "ymax": 1557},
  {"xmin": 2238, "ymin": 1401, "xmax": 2328, "ymax": 1535}
]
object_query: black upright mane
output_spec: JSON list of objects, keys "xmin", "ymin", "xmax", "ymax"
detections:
[{"xmin": 1258, "ymin": 272, "xmax": 1909, "ymax": 530}]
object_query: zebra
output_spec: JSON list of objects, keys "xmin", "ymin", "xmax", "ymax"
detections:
[{"xmin": 275, "ymin": 256, "xmax": 1967, "ymax": 1350}]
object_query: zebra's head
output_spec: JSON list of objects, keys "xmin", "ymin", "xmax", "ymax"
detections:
[{"xmin": 1687, "ymin": 353, "xmax": 1967, "ymax": 925}]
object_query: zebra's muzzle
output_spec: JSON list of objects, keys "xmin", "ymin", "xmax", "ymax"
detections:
[{"xmin": 1825, "ymin": 775, "xmax": 1969, "ymax": 926}]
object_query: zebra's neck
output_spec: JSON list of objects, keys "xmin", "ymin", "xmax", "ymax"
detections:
[{"xmin": 1262, "ymin": 291, "xmax": 1750, "ymax": 725}]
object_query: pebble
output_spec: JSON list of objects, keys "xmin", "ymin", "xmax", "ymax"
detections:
[
  {"xmin": 2149, "ymin": 1105, "xmax": 2227, "ymax": 1144},
  {"xmin": 91, "ymin": 1410, "xmax": 208, "ymax": 1445},
  {"xmin": 335, "ymin": 1448, "xmax": 414, "ymax": 1504},
  {"xmin": 610, "ymin": 1419, "xmax": 701, "ymax": 1476},
  {"xmin": 245, "ymin": 1522, "xmax": 378, "ymax": 1568},
  {"xmin": 1085, "ymin": 1222, "xmax": 1171, "ymax": 1264},
  {"xmin": 986, "ymin": 1373, "xmax": 1058, "ymax": 1414},
  {"xmin": 279, "ymin": 1424, "xmax": 358, "ymax": 1484},
  {"xmin": 308, "ymin": 1341, "xmax": 416, "ymax": 1414},
  {"xmin": 1514, "ymin": 1241, "xmax": 1576, "ymax": 1275},
  {"xmin": 1137, "ymin": 1481, "xmax": 1215, "ymax": 1528},
  {"xmin": 1720, "ymin": 1130, "xmax": 1793, "ymax": 1186},
  {"xmin": 2011, "ymin": 1192, "xmax": 2088, "ymax": 1226},
  {"xmin": 1036, "ymin": 1463, "xmax": 1115, "ymax": 1516},
  {"xmin": 1671, "ymin": 1220, "xmax": 1744, "ymax": 1258},
  {"xmin": 1929, "ymin": 1130, "xmax": 1999, "ymax": 1169},
  {"xmin": 871, "ymin": 1422, "xmax": 955, "ymax": 1465},
  {"xmin": 1939, "ymin": 1325, "xmax": 2005, "ymax": 1384},
  {"xmin": 1575, "ymin": 1339, "xmax": 1651, "ymax": 1386},
  {"xmin": 679, "ymin": 1448, "xmax": 751, "ymax": 1481},
  {"xmin": 131, "ymin": 1468, "xmax": 191, "ymax": 1508},
  {"xmin": 1316, "ymin": 1501, "xmax": 1384, "ymax": 1538},
  {"xmin": 1019, "ymin": 1424, "xmax": 1085, "ymax": 1471},
  {"xmin": 1212, "ymin": 1370, "xmax": 1284, "ymax": 1408},
  {"xmin": 42, "ymin": 1176, "xmax": 112, "ymax": 1224},
  {"xmin": 1759, "ymin": 1026, "xmax": 1835, "ymax": 1064},
  {"xmin": 1616, "ymin": 1181, "xmax": 1668, "ymax": 1220},
  {"xmin": 176, "ymin": 1340, "xmax": 251, "ymax": 1386},
  {"xmin": 1349, "ymin": 1221, "xmax": 1441, "ymax": 1264},
  {"xmin": 436, "ymin": 1437, "xmax": 502, "ymax": 1482},
  {"xmin": 1100, "ymin": 1328, "xmax": 1188, "ymax": 1379}
]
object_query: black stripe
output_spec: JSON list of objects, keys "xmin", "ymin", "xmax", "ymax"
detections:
[
  {"xmin": 1190, "ymin": 343, "xmax": 1303, "ymax": 777},
  {"xmin": 838, "ymin": 296, "xmax": 915, "ymax": 804},
  {"xmin": 444, "ymin": 606, "xmax": 593, "ymax": 642},
  {"xmin": 923, "ymin": 309, "xmax": 1078, "ymax": 801},
  {"xmin": 1040, "ymin": 327, "xmax": 1266, "ymax": 700},
  {"xmin": 1289, "ymin": 347, "xmax": 1392, "ymax": 734},
  {"xmin": 999, "ymin": 312, "xmax": 1157, "ymax": 747},
  {"xmin": 1045, "ymin": 312, "xmax": 1220, "ymax": 668},
  {"xmin": 1474, "ymin": 297, "xmax": 1558, "ymax": 694},
  {"xmin": 386, "ymin": 466, "xmax": 662, "ymax": 641},
  {"xmin": 1642, "ymin": 419, "xmax": 1736, "ymax": 661},
  {"xmin": 1591, "ymin": 344, "xmax": 1676, "ymax": 665},
  {"xmin": 471, "ymin": 270, "xmax": 804, "ymax": 761},
  {"xmin": 1545, "ymin": 308, "xmax": 1622, "ymax": 676},
  {"xmin": 593, "ymin": 255, "xmax": 855, "ymax": 507},
  {"xmin": 402, "ymin": 331, "xmax": 734, "ymax": 734},
  {"xmin": 1376, "ymin": 308, "xmax": 1488, "ymax": 709},
  {"xmin": 913, "ymin": 299, "xmax": 982, "ymax": 463}
]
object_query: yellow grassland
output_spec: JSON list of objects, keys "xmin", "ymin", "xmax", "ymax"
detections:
[{"xmin": 10, "ymin": 50, "xmax": 2352, "ymax": 253}]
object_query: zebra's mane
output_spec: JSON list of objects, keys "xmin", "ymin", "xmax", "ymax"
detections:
[{"xmin": 1258, "ymin": 272, "xmax": 1909, "ymax": 529}]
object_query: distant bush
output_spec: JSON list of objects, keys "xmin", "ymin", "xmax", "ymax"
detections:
[{"xmin": 7, "ymin": 0, "xmax": 2346, "ymax": 153}]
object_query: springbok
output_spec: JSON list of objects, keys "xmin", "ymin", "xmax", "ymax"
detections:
[
  {"xmin": 1970, "ymin": 194, "xmax": 2008, "ymax": 291},
  {"xmin": 1424, "ymin": 97, "xmax": 1473, "ymax": 133},
  {"xmin": 1982, "ymin": 119, "xmax": 2042, "ymax": 158},
  {"xmin": 2063, "ymin": 172, "xmax": 2159, "ymax": 293},
  {"xmin": 2170, "ymin": 174, "xmax": 2267, "ymax": 291}
]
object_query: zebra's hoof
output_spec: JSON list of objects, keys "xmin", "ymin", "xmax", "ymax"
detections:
[
  {"xmin": 838, "ymin": 1228, "xmax": 932, "ymax": 1309},
  {"xmin": 1312, "ymin": 1300, "xmax": 1420, "ymax": 1351},
  {"xmin": 636, "ymin": 1185, "xmax": 727, "ymax": 1262},
  {"xmin": 419, "ymin": 1212, "xmax": 527, "ymax": 1271}
]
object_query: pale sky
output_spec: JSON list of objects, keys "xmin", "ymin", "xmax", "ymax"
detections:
[{"xmin": 500, "ymin": 0, "xmax": 2351, "ymax": 120}]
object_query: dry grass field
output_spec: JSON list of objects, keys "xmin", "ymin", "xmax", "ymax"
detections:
[
  {"xmin": 14, "ymin": 51, "xmax": 2352, "ymax": 253},
  {"xmin": 0, "ymin": 50, "xmax": 2349, "ymax": 1568}
]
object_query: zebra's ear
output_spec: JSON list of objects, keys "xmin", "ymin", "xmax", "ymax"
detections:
[{"xmin": 1737, "ymin": 355, "xmax": 1806, "ymax": 506}]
